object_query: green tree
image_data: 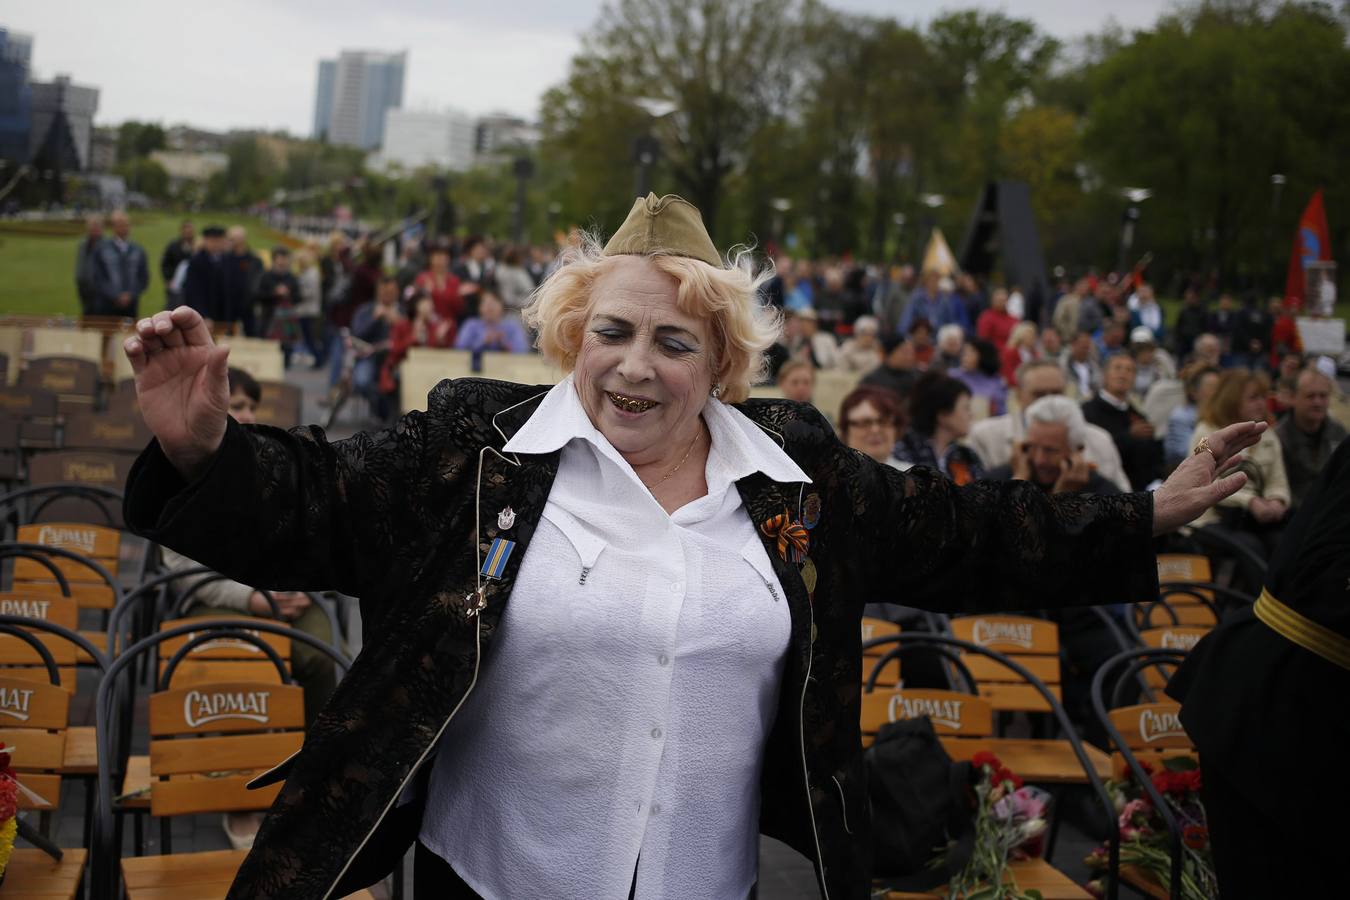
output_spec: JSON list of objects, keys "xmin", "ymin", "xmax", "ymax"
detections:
[
  {"xmin": 114, "ymin": 157, "xmax": 170, "ymax": 200},
  {"xmin": 115, "ymin": 121, "xmax": 166, "ymax": 161}
]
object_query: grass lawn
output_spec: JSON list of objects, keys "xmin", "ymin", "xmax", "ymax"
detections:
[{"xmin": 0, "ymin": 212, "xmax": 290, "ymax": 317}]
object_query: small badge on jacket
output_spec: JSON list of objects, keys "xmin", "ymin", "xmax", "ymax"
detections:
[{"xmin": 480, "ymin": 536, "xmax": 516, "ymax": 579}]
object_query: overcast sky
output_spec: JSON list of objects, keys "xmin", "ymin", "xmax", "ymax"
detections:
[{"xmin": 6, "ymin": 0, "xmax": 1177, "ymax": 135}]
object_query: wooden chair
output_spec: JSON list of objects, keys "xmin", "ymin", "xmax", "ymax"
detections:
[
  {"xmin": 860, "ymin": 616, "xmax": 902, "ymax": 686},
  {"xmin": 254, "ymin": 380, "xmax": 302, "ymax": 429},
  {"xmin": 485, "ymin": 353, "xmax": 561, "ymax": 386},
  {"xmin": 811, "ymin": 370, "xmax": 859, "ymax": 426},
  {"xmin": 1091, "ymin": 647, "xmax": 1197, "ymax": 900},
  {"xmin": 949, "ymin": 614, "xmax": 1062, "ymax": 714},
  {"xmin": 18, "ymin": 358, "xmax": 100, "ymax": 416},
  {"xmin": 406, "ymin": 346, "xmax": 475, "ymax": 374},
  {"xmin": 59, "ymin": 410, "xmax": 151, "ymax": 453},
  {"xmin": 217, "ymin": 337, "xmax": 285, "ymax": 382},
  {"xmin": 27, "ymin": 328, "xmax": 104, "ymax": 367},
  {"xmin": 155, "ymin": 615, "xmax": 292, "ymax": 689},
  {"xmin": 0, "ymin": 386, "xmax": 59, "ymax": 450},
  {"xmin": 105, "ymin": 378, "xmax": 140, "ymax": 417},
  {"xmin": 0, "ymin": 326, "xmax": 22, "ymax": 384},
  {"xmin": 92, "ymin": 620, "xmax": 354, "ymax": 899},
  {"xmin": 24, "ymin": 453, "xmax": 132, "ymax": 526}
]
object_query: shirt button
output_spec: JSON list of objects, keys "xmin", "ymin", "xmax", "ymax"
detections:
[
  {"xmin": 669, "ymin": 581, "xmax": 682, "ymax": 594},
  {"xmin": 657, "ymin": 653, "xmax": 669, "ymax": 666},
  {"xmin": 650, "ymin": 727, "xmax": 663, "ymax": 740}
]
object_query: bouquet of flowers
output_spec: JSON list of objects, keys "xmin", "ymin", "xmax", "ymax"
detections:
[
  {"xmin": 933, "ymin": 751, "xmax": 1050, "ymax": 900},
  {"xmin": 1084, "ymin": 756, "xmax": 1217, "ymax": 900},
  {"xmin": 0, "ymin": 742, "xmax": 18, "ymax": 882}
]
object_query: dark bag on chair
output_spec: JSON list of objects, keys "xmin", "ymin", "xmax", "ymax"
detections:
[{"xmin": 865, "ymin": 716, "xmax": 976, "ymax": 891}]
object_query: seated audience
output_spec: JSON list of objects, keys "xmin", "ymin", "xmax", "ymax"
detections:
[
  {"xmin": 987, "ymin": 395, "xmax": 1118, "ymax": 495},
  {"xmin": 907, "ymin": 317, "xmax": 935, "ymax": 369},
  {"xmin": 1275, "ymin": 366, "xmax": 1347, "ymax": 509},
  {"xmin": 160, "ymin": 368, "xmax": 338, "ymax": 848},
  {"xmin": 1268, "ymin": 351, "xmax": 1305, "ymax": 418},
  {"xmin": 837, "ymin": 315, "xmax": 883, "ymax": 373},
  {"xmin": 795, "ymin": 307, "xmax": 840, "ymax": 369},
  {"xmin": 1164, "ymin": 364, "xmax": 1221, "ymax": 470},
  {"xmin": 1038, "ymin": 325, "xmax": 1062, "ymax": 359},
  {"xmin": 968, "ymin": 359, "xmax": 1130, "ymax": 491},
  {"xmin": 1190, "ymin": 332, "xmax": 1222, "ymax": 368},
  {"xmin": 1060, "ymin": 330, "xmax": 1102, "ymax": 401},
  {"xmin": 1001, "ymin": 321, "xmax": 1039, "ymax": 385},
  {"xmin": 1129, "ymin": 326, "xmax": 1177, "ymax": 395},
  {"xmin": 337, "ymin": 274, "xmax": 402, "ymax": 421},
  {"xmin": 954, "ymin": 337, "xmax": 1007, "ymax": 417},
  {"xmin": 776, "ymin": 359, "xmax": 815, "ymax": 404},
  {"xmin": 891, "ymin": 372, "xmax": 984, "ymax": 484},
  {"xmin": 1189, "ymin": 368, "xmax": 1290, "ymax": 587},
  {"xmin": 975, "ymin": 287, "xmax": 1018, "ymax": 349},
  {"xmin": 1082, "ymin": 354, "xmax": 1164, "ymax": 489},
  {"xmin": 454, "ymin": 290, "xmax": 530, "ymax": 355},
  {"xmin": 860, "ymin": 334, "xmax": 918, "ymax": 402},
  {"xmin": 839, "ymin": 385, "xmax": 907, "ymax": 469}
]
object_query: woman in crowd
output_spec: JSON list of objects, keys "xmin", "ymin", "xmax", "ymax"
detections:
[
  {"xmin": 891, "ymin": 371, "xmax": 986, "ymax": 485},
  {"xmin": 907, "ymin": 316, "xmax": 935, "ymax": 369},
  {"xmin": 775, "ymin": 358, "xmax": 815, "ymax": 404},
  {"xmin": 121, "ymin": 192, "xmax": 1256, "ymax": 900},
  {"xmin": 1189, "ymin": 368, "xmax": 1289, "ymax": 586},
  {"xmin": 838, "ymin": 384, "xmax": 907, "ymax": 469},
  {"xmin": 414, "ymin": 245, "xmax": 464, "ymax": 324},
  {"xmin": 975, "ymin": 286, "xmax": 1018, "ymax": 349},
  {"xmin": 380, "ymin": 291, "xmax": 458, "ymax": 397},
  {"xmin": 292, "ymin": 244, "xmax": 325, "ymax": 368},
  {"xmin": 452, "ymin": 289, "xmax": 530, "ymax": 355},
  {"xmin": 1001, "ymin": 321, "xmax": 1039, "ymax": 385},
  {"xmin": 1165, "ymin": 364, "xmax": 1220, "ymax": 469},
  {"xmin": 954, "ymin": 337, "xmax": 1007, "ymax": 417},
  {"xmin": 837, "ymin": 314, "xmax": 883, "ymax": 373}
]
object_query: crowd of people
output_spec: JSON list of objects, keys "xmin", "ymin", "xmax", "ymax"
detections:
[{"xmin": 766, "ymin": 259, "xmax": 1345, "ymax": 583}]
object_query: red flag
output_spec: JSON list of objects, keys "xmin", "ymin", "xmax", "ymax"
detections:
[{"xmin": 1284, "ymin": 188, "xmax": 1332, "ymax": 308}]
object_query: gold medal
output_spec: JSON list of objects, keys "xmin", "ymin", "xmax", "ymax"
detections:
[{"xmin": 801, "ymin": 557, "xmax": 818, "ymax": 593}]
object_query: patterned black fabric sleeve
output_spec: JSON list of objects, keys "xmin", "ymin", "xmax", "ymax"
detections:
[
  {"xmin": 850, "ymin": 450, "xmax": 1158, "ymax": 614},
  {"xmin": 123, "ymin": 394, "xmax": 434, "ymax": 602}
]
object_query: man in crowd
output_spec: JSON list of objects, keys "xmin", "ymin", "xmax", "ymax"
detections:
[
  {"xmin": 1191, "ymin": 332, "xmax": 1222, "ymax": 368},
  {"xmin": 160, "ymin": 220, "xmax": 195, "ymax": 308},
  {"xmin": 184, "ymin": 226, "xmax": 229, "ymax": 324},
  {"xmin": 872, "ymin": 263, "xmax": 913, "ymax": 337},
  {"xmin": 1173, "ymin": 288, "xmax": 1208, "ymax": 359},
  {"xmin": 901, "ymin": 270, "xmax": 968, "ymax": 332},
  {"xmin": 92, "ymin": 210, "xmax": 149, "ymax": 318},
  {"xmin": 1077, "ymin": 281, "xmax": 1108, "ymax": 336},
  {"xmin": 1052, "ymin": 276, "xmax": 1088, "ymax": 345},
  {"xmin": 1082, "ymin": 353, "xmax": 1164, "ymax": 489},
  {"xmin": 932, "ymin": 324, "xmax": 965, "ymax": 371},
  {"xmin": 861, "ymin": 334, "xmax": 919, "ymax": 403},
  {"xmin": 987, "ymin": 394, "xmax": 1126, "ymax": 746},
  {"xmin": 968, "ymin": 359, "xmax": 1130, "ymax": 492},
  {"xmin": 74, "ymin": 214, "xmax": 103, "ymax": 316},
  {"xmin": 1207, "ymin": 292, "xmax": 1238, "ymax": 363},
  {"xmin": 1276, "ymin": 366, "xmax": 1347, "ymax": 509},
  {"xmin": 1095, "ymin": 319, "xmax": 1128, "ymax": 361},
  {"xmin": 255, "ymin": 247, "xmax": 301, "ymax": 343},
  {"xmin": 1130, "ymin": 282, "xmax": 1166, "ymax": 344},
  {"xmin": 346, "ymin": 275, "xmax": 403, "ymax": 420},
  {"xmin": 454, "ymin": 237, "xmax": 494, "ymax": 317},
  {"xmin": 796, "ymin": 307, "xmax": 840, "ymax": 369},
  {"xmin": 1129, "ymin": 326, "xmax": 1176, "ymax": 396},
  {"xmin": 975, "ymin": 287, "xmax": 1018, "ymax": 349},
  {"xmin": 1060, "ymin": 330, "xmax": 1101, "ymax": 400},
  {"xmin": 1231, "ymin": 293, "xmax": 1273, "ymax": 370},
  {"xmin": 225, "ymin": 225, "xmax": 263, "ymax": 335}
]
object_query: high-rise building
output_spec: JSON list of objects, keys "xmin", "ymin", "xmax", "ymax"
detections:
[
  {"xmin": 311, "ymin": 50, "xmax": 405, "ymax": 150},
  {"xmin": 0, "ymin": 28, "xmax": 33, "ymax": 163},
  {"xmin": 377, "ymin": 108, "xmax": 475, "ymax": 172},
  {"xmin": 28, "ymin": 75, "xmax": 99, "ymax": 172}
]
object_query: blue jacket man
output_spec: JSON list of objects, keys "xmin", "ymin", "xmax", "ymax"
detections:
[{"xmin": 93, "ymin": 211, "xmax": 149, "ymax": 318}]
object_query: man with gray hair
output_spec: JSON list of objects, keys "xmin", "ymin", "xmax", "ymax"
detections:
[
  {"xmin": 74, "ymin": 214, "xmax": 104, "ymax": 316},
  {"xmin": 1276, "ymin": 366, "xmax": 1347, "ymax": 508},
  {"xmin": 968, "ymin": 358, "xmax": 1131, "ymax": 491},
  {"xmin": 92, "ymin": 210, "xmax": 149, "ymax": 317},
  {"xmin": 987, "ymin": 394, "xmax": 1121, "ymax": 495}
]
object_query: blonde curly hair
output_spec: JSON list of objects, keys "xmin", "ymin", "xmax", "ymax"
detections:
[{"xmin": 523, "ymin": 234, "xmax": 781, "ymax": 404}]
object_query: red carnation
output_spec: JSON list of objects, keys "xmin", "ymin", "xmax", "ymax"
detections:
[
  {"xmin": 1183, "ymin": 825, "xmax": 1208, "ymax": 849},
  {"xmin": 971, "ymin": 751, "xmax": 1000, "ymax": 770}
]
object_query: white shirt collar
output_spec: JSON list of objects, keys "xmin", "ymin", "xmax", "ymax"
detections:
[
  {"xmin": 1097, "ymin": 389, "xmax": 1130, "ymax": 411},
  {"xmin": 503, "ymin": 374, "xmax": 810, "ymax": 486}
]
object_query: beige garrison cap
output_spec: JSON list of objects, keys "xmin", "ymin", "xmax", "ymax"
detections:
[{"xmin": 601, "ymin": 193, "xmax": 722, "ymax": 268}]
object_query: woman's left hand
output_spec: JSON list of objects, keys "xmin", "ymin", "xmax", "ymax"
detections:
[{"xmin": 1152, "ymin": 420, "xmax": 1267, "ymax": 535}]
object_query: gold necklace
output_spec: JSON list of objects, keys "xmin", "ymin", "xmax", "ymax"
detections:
[{"xmin": 644, "ymin": 428, "xmax": 702, "ymax": 489}]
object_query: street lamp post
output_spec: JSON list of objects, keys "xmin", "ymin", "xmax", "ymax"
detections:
[
  {"xmin": 1117, "ymin": 187, "xmax": 1152, "ymax": 274},
  {"xmin": 1267, "ymin": 173, "xmax": 1286, "ymax": 292}
]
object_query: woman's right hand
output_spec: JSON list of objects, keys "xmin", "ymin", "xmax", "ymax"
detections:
[{"xmin": 124, "ymin": 307, "xmax": 232, "ymax": 481}]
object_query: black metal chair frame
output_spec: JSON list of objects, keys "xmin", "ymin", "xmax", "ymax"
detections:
[
  {"xmin": 0, "ymin": 614, "xmax": 110, "ymax": 889},
  {"xmin": 0, "ymin": 483, "xmax": 125, "ymax": 532},
  {"xmin": 861, "ymin": 632, "xmax": 1115, "ymax": 867},
  {"xmin": 1089, "ymin": 647, "xmax": 1193, "ymax": 900},
  {"xmin": 92, "ymin": 619, "xmax": 352, "ymax": 900}
]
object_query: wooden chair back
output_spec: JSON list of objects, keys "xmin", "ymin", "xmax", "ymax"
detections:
[
  {"xmin": 157, "ymin": 617, "xmax": 292, "ymax": 688},
  {"xmin": 216, "ymin": 337, "xmax": 284, "ymax": 382},
  {"xmin": 255, "ymin": 381, "xmax": 302, "ymax": 429},
  {"xmin": 485, "ymin": 354, "xmax": 561, "ymax": 386},
  {"xmin": 0, "ymin": 386, "xmax": 59, "ymax": 449},
  {"xmin": 146, "ymin": 680, "xmax": 304, "ymax": 818},
  {"xmin": 812, "ymin": 370, "xmax": 859, "ymax": 427},
  {"xmin": 25, "ymin": 452, "xmax": 131, "ymax": 526},
  {"xmin": 1156, "ymin": 553, "xmax": 1215, "ymax": 608},
  {"xmin": 60, "ymin": 410, "xmax": 151, "ymax": 453},
  {"xmin": 1135, "ymin": 627, "xmax": 1206, "ymax": 688},
  {"xmin": 1106, "ymin": 701, "xmax": 1195, "ymax": 776},
  {"xmin": 860, "ymin": 688, "xmax": 994, "ymax": 745},
  {"xmin": 0, "ymin": 326, "xmax": 22, "ymax": 384},
  {"xmin": 860, "ymin": 617, "xmax": 903, "ymax": 685},
  {"xmin": 0, "ymin": 674, "xmax": 69, "ymax": 812},
  {"xmin": 0, "ymin": 617, "xmax": 79, "ymax": 688},
  {"xmin": 106, "ymin": 378, "xmax": 140, "ymax": 416},
  {"xmin": 28, "ymin": 328, "xmax": 104, "ymax": 367},
  {"xmin": 19, "ymin": 357, "xmax": 100, "ymax": 413},
  {"xmin": 949, "ymin": 614, "xmax": 1061, "ymax": 713},
  {"xmin": 13, "ymin": 523, "xmax": 121, "ymax": 610}
]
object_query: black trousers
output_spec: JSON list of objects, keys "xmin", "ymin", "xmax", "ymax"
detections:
[
  {"xmin": 414, "ymin": 842, "xmax": 639, "ymax": 900},
  {"xmin": 1203, "ymin": 760, "xmax": 1335, "ymax": 898}
]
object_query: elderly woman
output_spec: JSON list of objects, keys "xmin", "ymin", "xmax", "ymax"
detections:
[
  {"xmin": 122, "ymin": 194, "xmax": 1260, "ymax": 900},
  {"xmin": 838, "ymin": 385, "xmax": 907, "ymax": 470}
]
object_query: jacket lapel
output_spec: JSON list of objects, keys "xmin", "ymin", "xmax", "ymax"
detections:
[{"xmin": 736, "ymin": 473, "xmax": 813, "ymax": 669}]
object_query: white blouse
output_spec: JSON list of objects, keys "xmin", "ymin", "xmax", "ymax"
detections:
[{"xmin": 420, "ymin": 376, "xmax": 809, "ymax": 899}]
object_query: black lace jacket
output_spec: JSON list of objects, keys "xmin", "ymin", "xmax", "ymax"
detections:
[{"xmin": 123, "ymin": 377, "xmax": 1158, "ymax": 900}]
